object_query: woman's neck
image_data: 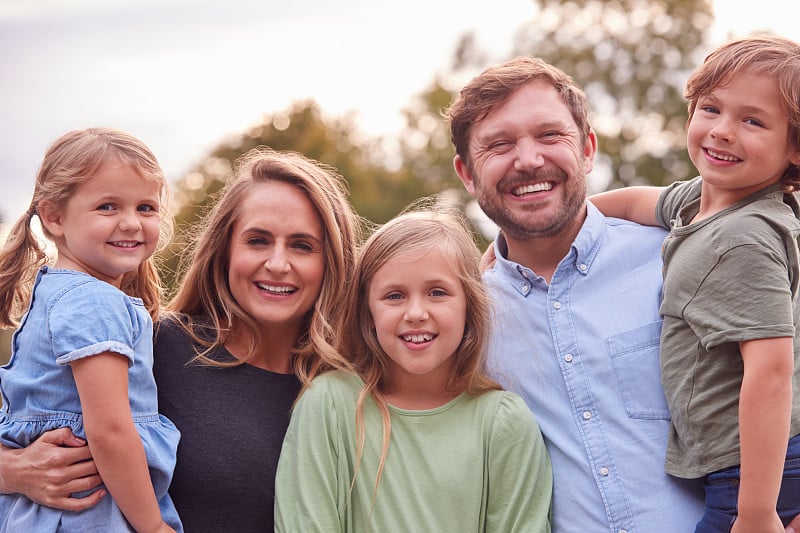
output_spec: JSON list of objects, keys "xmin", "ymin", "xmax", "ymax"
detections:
[{"xmin": 224, "ymin": 324, "xmax": 298, "ymax": 374}]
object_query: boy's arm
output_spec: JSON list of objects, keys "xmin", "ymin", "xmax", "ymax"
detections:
[
  {"xmin": 733, "ymin": 337, "xmax": 794, "ymax": 533},
  {"xmin": 72, "ymin": 352, "xmax": 174, "ymax": 533},
  {"xmin": 588, "ymin": 186, "xmax": 664, "ymax": 226}
]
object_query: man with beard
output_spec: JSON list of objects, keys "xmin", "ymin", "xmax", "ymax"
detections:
[{"xmin": 447, "ymin": 56, "xmax": 800, "ymax": 533}]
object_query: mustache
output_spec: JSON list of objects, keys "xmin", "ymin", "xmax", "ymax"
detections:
[{"xmin": 497, "ymin": 167, "xmax": 568, "ymax": 191}]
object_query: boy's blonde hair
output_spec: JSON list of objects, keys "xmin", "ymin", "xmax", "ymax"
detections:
[
  {"xmin": 166, "ymin": 147, "xmax": 361, "ymax": 382},
  {"xmin": 341, "ymin": 200, "xmax": 501, "ymax": 499},
  {"xmin": 0, "ymin": 127, "xmax": 172, "ymax": 327},
  {"xmin": 685, "ymin": 34, "xmax": 800, "ymax": 189}
]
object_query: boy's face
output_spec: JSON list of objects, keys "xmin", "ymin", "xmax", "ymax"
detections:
[{"xmin": 687, "ymin": 72, "xmax": 800, "ymax": 200}]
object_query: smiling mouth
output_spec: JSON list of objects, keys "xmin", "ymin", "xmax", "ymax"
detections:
[
  {"xmin": 254, "ymin": 282, "xmax": 297, "ymax": 295},
  {"xmin": 512, "ymin": 182, "xmax": 554, "ymax": 196},
  {"xmin": 705, "ymin": 148, "xmax": 741, "ymax": 162},
  {"xmin": 109, "ymin": 240, "xmax": 141, "ymax": 248},
  {"xmin": 401, "ymin": 333, "xmax": 435, "ymax": 343}
]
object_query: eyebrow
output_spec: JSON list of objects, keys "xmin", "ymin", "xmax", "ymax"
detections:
[{"xmin": 241, "ymin": 227, "xmax": 323, "ymax": 242}]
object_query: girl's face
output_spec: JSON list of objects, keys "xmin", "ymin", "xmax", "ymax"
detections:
[
  {"xmin": 367, "ymin": 248, "xmax": 467, "ymax": 394},
  {"xmin": 45, "ymin": 162, "xmax": 161, "ymax": 287},
  {"xmin": 688, "ymin": 72, "xmax": 800, "ymax": 203},
  {"xmin": 227, "ymin": 180, "xmax": 325, "ymax": 336}
]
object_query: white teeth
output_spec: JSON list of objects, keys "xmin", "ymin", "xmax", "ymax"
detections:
[
  {"xmin": 110, "ymin": 241, "xmax": 139, "ymax": 248},
  {"xmin": 255, "ymin": 282, "xmax": 295, "ymax": 294},
  {"xmin": 402, "ymin": 333, "xmax": 433, "ymax": 343},
  {"xmin": 513, "ymin": 182, "xmax": 553, "ymax": 196},
  {"xmin": 706, "ymin": 149, "xmax": 740, "ymax": 162}
]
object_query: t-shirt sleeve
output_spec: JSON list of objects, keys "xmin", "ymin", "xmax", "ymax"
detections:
[
  {"xmin": 656, "ymin": 177, "xmax": 702, "ymax": 229},
  {"xmin": 275, "ymin": 376, "xmax": 345, "ymax": 532},
  {"xmin": 686, "ymin": 224, "xmax": 795, "ymax": 349},
  {"xmin": 486, "ymin": 392, "xmax": 553, "ymax": 532},
  {"xmin": 50, "ymin": 280, "xmax": 137, "ymax": 366}
]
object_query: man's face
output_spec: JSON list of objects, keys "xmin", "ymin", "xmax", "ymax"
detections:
[{"xmin": 455, "ymin": 81, "xmax": 595, "ymax": 240}]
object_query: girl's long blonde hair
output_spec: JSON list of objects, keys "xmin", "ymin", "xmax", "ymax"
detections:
[
  {"xmin": 340, "ymin": 201, "xmax": 501, "ymax": 500},
  {"xmin": 166, "ymin": 147, "xmax": 361, "ymax": 383},
  {"xmin": 0, "ymin": 127, "xmax": 172, "ymax": 327}
]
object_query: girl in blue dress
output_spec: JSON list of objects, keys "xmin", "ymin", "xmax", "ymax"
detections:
[{"xmin": 0, "ymin": 128, "xmax": 181, "ymax": 532}]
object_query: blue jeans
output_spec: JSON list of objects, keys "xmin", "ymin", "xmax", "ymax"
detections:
[{"xmin": 695, "ymin": 433, "xmax": 800, "ymax": 532}]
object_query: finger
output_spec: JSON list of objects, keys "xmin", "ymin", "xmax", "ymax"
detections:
[
  {"xmin": 49, "ymin": 488, "xmax": 106, "ymax": 513},
  {"xmin": 37, "ymin": 427, "xmax": 85, "ymax": 448},
  {"xmin": 53, "ymin": 446, "xmax": 94, "ymax": 467},
  {"xmin": 49, "ymin": 460, "xmax": 99, "ymax": 487},
  {"xmin": 63, "ymin": 473, "xmax": 103, "ymax": 495}
]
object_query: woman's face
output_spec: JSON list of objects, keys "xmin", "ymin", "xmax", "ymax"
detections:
[{"xmin": 227, "ymin": 180, "xmax": 325, "ymax": 335}]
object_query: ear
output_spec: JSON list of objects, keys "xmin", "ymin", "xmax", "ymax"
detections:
[
  {"xmin": 37, "ymin": 199, "xmax": 65, "ymax": 238},
  {"xmin": 454, "ymin": 155, "xmax": 476, "ymax": 196},
  {"xmin": 790, "ymin": 147, "xmax": 800, "ymax": 167},
  {"xmin": 583, "ymin": 130, "xmax": 598, "ymax": 175}
]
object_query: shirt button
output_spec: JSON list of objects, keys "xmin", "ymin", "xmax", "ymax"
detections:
[
  {"xmin": 582, "ymin": 411, "xmax": 592, "ymax": 420},
  {"xmin": 579, "ymin": 263, "xmax": 587, "ymax": 272},
  {"xmin": 521, "ymin": 284, "xmax": 529, "ymax": 292},
  {"xmin": 564, "ymin": 354, "xmax": 573, "ymax": 362},
  {"xmin": 619, "ymin": 530, "xmax": 629, "ymax": 533},
  {"xmin": 600, "ymin": 467, "xmax": 609, "ymax": 476},
  {"xmin": 553, "ymin": 301, "xmax": 561, "ymax": 309}
]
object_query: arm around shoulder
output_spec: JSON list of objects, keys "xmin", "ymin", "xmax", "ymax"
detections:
[
  {"xmin": 588, "ymin": 186, "xmax": 663, "ymax": 226},
  {"xmin": 486, "ymin": 392, "xmax": 552, "ymax": 532}
]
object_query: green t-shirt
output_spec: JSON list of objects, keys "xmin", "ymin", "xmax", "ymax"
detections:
[
  {"xmin": 275, "ymin": 371, "xmax": 552, "ymax": 532},
  {"xmin": 656, "ymin": 177, "xmax": 800, "ymax": 478}
]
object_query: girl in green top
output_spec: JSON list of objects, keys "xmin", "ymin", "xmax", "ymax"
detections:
[{"xmin": 275, "ymin": 204, "xmax": 552, "ymax": 532}]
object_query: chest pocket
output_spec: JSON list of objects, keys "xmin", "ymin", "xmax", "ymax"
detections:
[{"xmin": 605, "ymin": 321, "xmax": 670, "ymax": 420}]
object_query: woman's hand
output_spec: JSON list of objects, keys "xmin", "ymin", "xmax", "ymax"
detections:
[{"xmin": 0, "ymin": 427, "xmax": 105, "ymax": 511}]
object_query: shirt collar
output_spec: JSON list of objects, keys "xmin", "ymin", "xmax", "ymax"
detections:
[{"xmin": 492, "ymin": 202, "xmax": 605, "ymax": 295}]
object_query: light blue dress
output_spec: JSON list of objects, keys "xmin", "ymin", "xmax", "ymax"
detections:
[{"xmin": 0, "ymin": 267, "xmax": 182, "ymax": 532}]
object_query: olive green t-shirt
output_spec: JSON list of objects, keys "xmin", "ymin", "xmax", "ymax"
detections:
[{"xmin": 656, "ymin": 177, "xmax": 800, "ymax": 478}]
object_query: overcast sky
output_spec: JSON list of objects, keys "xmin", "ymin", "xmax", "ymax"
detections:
[{"xmin": 0, "ymin": 0, "xmax": 797, "ymax": 224}]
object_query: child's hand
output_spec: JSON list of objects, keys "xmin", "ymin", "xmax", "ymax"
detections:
[
  {"xmin": 732, "ymin": 512, "xmax": 785, "ymax": 533},
  {"xmin": 150, "ymin": 522, "xmax": 176, "ymax": 533}
]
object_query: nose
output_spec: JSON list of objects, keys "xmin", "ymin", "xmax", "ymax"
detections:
[
  {"xmin": 119, "ymin": 211, "xmax": 143, "ymax": 232},
  {"xmin": 404, "ymin": 295, "xmax": 429, "ymax": 323},
  {"xmin": 265, "ymin": 245, "xmax": 291, "ymax": 274},
  {"xmin": 514, "ymin": 137, "xmax": 545, "ymax": 172},
  {"xmin": 709, "ymin": 117, "xmax": 734, "ymax": 143}
]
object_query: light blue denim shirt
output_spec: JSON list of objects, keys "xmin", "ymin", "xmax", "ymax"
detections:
[{"xmin": 485, "ymin": 202, "xmax": 704, "ymax": 533}]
